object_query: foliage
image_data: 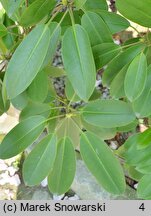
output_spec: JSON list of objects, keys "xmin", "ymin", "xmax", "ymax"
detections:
[{"xmin": 0, "ymin": 0, "xmax": 151, "ymax": 199}]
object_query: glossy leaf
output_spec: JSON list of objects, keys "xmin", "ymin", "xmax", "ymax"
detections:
[
  {"xmin": 137, "ymin": 175, "xmax": 151, "ymax": 199},
  {"xmin": 102, "ymin": 44, "xmax": 145, "ymax": 86},
  {"xmin": 133, "ymin": 65, "xmax": 151, "ymax": 117},
  {"xmin": 83, "ymin": 0, "xmax": 108, "ymax": 11},
  {"xmin": 20, "ymin": 102, "xmax": 51, "ymax": 121},
  {"xmin": 81, "ymin": 12, "xmax": 112, "ymax": 47},
  {"xmin": 48, "ymin": 137, "xmax": 76, "ymax": 195},
  {"xmin": 23, "ymin": 134, "xmax": 57, "ymax": 186},
  {"xmin": 124, "ymin": 53, "xmax": 147, "ymax": 101},
  {"xmin": 98, "ymin": 11, "xmax": 130, "ymax": 34},
  {"xmin": 116, "ymin": 0, "xmax": 151, "ymax": 27},
  {"xmin": 82, "ymin": 99, "xmax": 136, "ymax": 128},
  {"xmin": 0, "ymin": 116, "xmax": 46, "ymax": 159},
  {"xmin": 80, "ymin": 132, "xmax": 126, "ymax": 194},
  {"xmin": 20, "ymin": 0, "xmax": 56, "ymax": 27},
  {"xmin": 62, "ymin": 24, "xmax": 96, "ymax": 101},
  {"xmin": 27, "ymin": 70, "xmax": 48, "ymax": 103},
  {"xmin": 93, "ymin": 43, "xmax": 121, "ymax": 69}
]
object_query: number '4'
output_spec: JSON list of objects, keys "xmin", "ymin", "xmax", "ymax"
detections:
[{"xmin": 139, "ymin": 203, "xmax": 145, "ymax": 211}]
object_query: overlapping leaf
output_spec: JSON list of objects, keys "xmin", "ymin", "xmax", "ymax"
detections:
[{"xmin": 80, "ymin": 132, "xmax": 126, "ymax": 194}]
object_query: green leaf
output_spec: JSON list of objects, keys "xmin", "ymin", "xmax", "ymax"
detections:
[
  {"xmin": 0, "ymin": 24, "xmax": 7, "ymax": 37},
  {"xmin": 0, "ymin": 116, "xmax": 46, "ymax": 159},
  {"xmin": 20, "ymin": 0, "xmax": 56, "ymax": 27},
  {"xmin": 62, "ymin": 24, "xmax": 96, "ymax": 101},
  {"xmin": 20, "ymin": 102, "xmax": 51, "ymax": 121},
  {"xmin": 127, "ymin": 166, "xmax": 143, "ymax": 181},
  {"xmin": 48, "ymin": 137, "xmax": 76, "ymax": 195},
  {"xmin": 27, "ymin": 70, "xmax": 48, "ymax": 103},
  {"xmin": 0, "ymin": 81, "xmax": 10, "ymax": 115},
  {"xmin": 0, "ymin": 0, "xmax": 23, "ymax": 18},
  {"xmin": 102, "ymin": 44, "xmax": 145, "ymax": 86},
  {"xmin": 136, "ymin": 159, "xmax": 151, "ymax": 174},
  {"xmin": 65, "ymin": 79, "xmax": 80, "ymax": 102},
  {"xmin": 81, "ymin": 12, "xmax": 112, "ymax": 47},
  {"xmin": 82, "ymin": 99, "xmax": 136, "ymax": 128},
  {"xmin": 5, "ymin": 22, "xmax": 60, "ymax": 99},
  {"xmin": 124, "ymin": 53, "xmax": 147, "ymax": 102},
  {"xmin": 116, "ymin": 0, "xmax": 151, "ymax": 27},
  {"xmin": 81, "ymin": 117, "xmax": 116, "ymax": 140},
  {"xmin": 75, "ymin": 0, "xmax": 87, "ymax": 9},
  {"xmin": 11, "ymin": 91, "xmax": 29, "ymax": 110},
  {"xmin": 116, "ymin": 120, "xmax": 138, "ymax": 133},
  {"xmin": 5, "ymin": 24, "xmax": 50, "ymax": 99},
  {"xmin": 56, "ymin": 116, "xmax": 81, "ymax": 148},
  {"xmin": 83, "ymin": 0, "xmax": 108, "ymax": 11},
  {"xmin": 110, "ymin": 65, "xmax": 128, "ymax": 99},
  {"xmin": 124, "ymin": 134, "xmax": 151, "ymax": 166},
  {"xmin": 93, "ymin": 43, "xmax": 121, "ymax": 69},
  {"xmin": 137, "ymin": 175, "xmax": 151, "ymax": 199},
  {"xmin": 45, "ymin": 66, "xmax": 66, "ymax": 77},
  {"xmin": 97, "ymin": 11, "xmax": 130, "ymax": 34},
  {"xmin": 23, "ymin": 134, "xmax": 57, "ymax": 186},
  {"xmin": 80, "ymin": 132, "xmax": 126, "ymax": 194},
  {"xmin": 133, "ymin": 65, "xmax": 151, "ymax": 117},
  {"xmin": 42, "ymin": 22, "xmax": 61, "ymax": 68}
]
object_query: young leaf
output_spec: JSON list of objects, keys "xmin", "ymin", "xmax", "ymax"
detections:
[
  {"xmin": 20, "ymin": 0, "xmax": 56, "ymax": 27},
  {"xmin": 83, "ymin": 0, "xmax": 108, "ymax": 11},
  {"xmin": 5, "ymin": 24, "xmax": 50, "ymax": 99},
  {"xmin": 116, "ymin": 0, "xmax": 151, "ymax": 27},
  {"xmin": 0, "ymin": 116, "xmax": 46, "ymax": 159},
  {"xmin": 80, "ymin": 132, "xmax": 126, "ymax": 194},
  {"xmin": 48, "ymin": 137, "xmax": 76, "ymax": 195},
  {"xmin": 124, "ymin": 53, "xmax": 147, "ymax": 102},
  {"xmin": 93, "ymin": 43, "xmax": 121, "ymax": 69},
  {"xmin": 23, "ymin": 134, "xmax": 57, "ymax": 186},
  {"xmin": 133, "ymin": 65, "xmax": 151, "ymax": 117},
  {"xmin": 44, "ymin": 66, "xmax": 66, "ymax": 78},
  {"xmin": 62, "ymin": 24, "xmax": 96, "ymax": 101},
  {"xmin": 137, "ymin": 175, "xmax": 151, "ymax": 199},
  {"xmin": 82, "ymin": 99, "xmax": 136, "ymax": 128},
  {"xmin": 97, "ymin": 11, "xmax": 130, "ymax": 34},
  {"xmin": 27, "ymin": 70, "xmax": 48, "ymax": 103},
  {"xmin": 102, "ymin": 44, "xmax": 145, "ymax": 86},
  {"xmin": 81, "ymin": 12, "xmax": 112, "ymax": 47}
]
